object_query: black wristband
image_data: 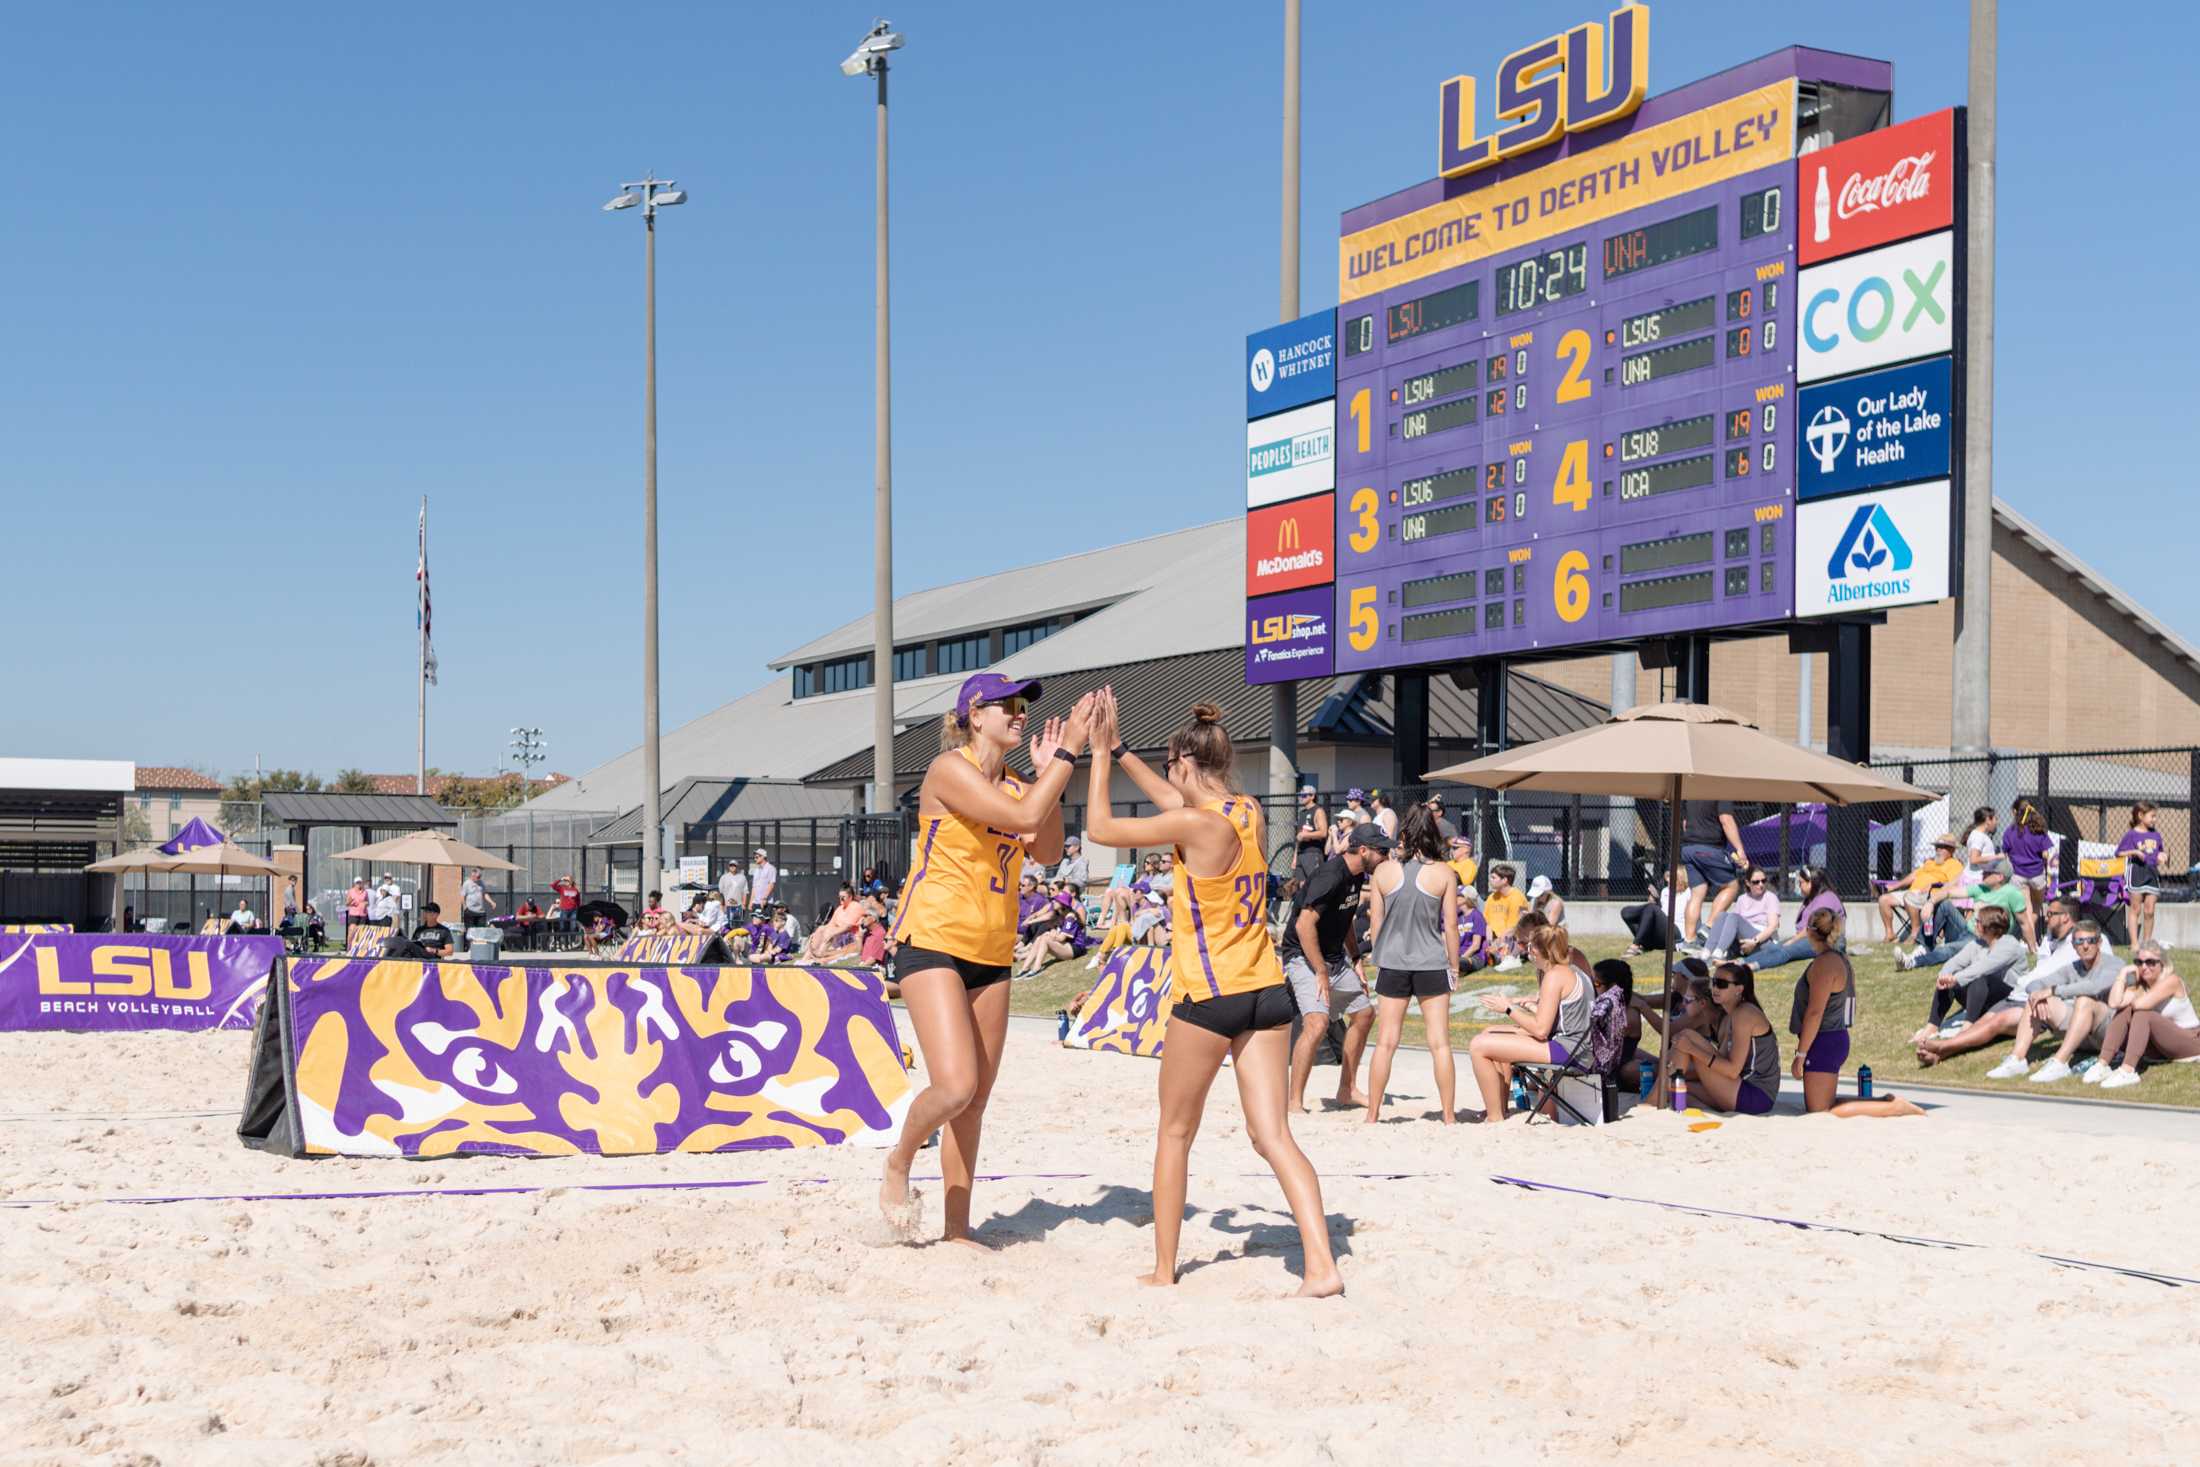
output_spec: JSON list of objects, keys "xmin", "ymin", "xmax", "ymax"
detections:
[
  {"xmin": 1050, "ymin": 746, "xmax": 1078, "ymax": 767},
  {"xmin": 1110, "ymin": 742, "xmax": 1127, "ymax": 760}
]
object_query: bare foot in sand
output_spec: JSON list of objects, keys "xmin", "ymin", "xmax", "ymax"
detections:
[
  {"xmin": 879, "ymin": 1156, "xmax": 922, "ymax": 1236},
  {"xmin": 1293, "ymin": 1270, "xmax": 1345, "ymax": 1299},
  {"xmin": 1884, "ymin": 1095, "xmax": 1927, "ymax": 1117},
  {"xmin": 943, "ymin": 1234, "xmax": 993, "ymax": 1253},
  {"xmin": 1334, "ymin": 1089, "xmax": 1368, "ymax": 1109},
  {"xmin": 1136, "ymin": 1270, "xmax": 1175, "ymax": 1287}
]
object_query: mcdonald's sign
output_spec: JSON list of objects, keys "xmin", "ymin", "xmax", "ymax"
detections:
[{"xmin": 1246, "ymin": 494, "xmax": 1335, "ymax": 596}]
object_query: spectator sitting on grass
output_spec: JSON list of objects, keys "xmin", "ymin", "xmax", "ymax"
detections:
[
  {"xmin": 1622, "ymin": 865, "xmax": 1686, "ymax": 957},
  {"xmin": 1702, "ymin": 866, "xmax": 1780, "ymax": 961},
  {"xmin": 1876, "ymin": 834, "xmax": 1965, "ymax": 948},
  {"xmin": 1457, "ymin": 885, "xmax": 1489, "ymax": 975},
  {"xmin": 1483, "ymin": 864, "xmax": 1528, "ymax": 970},
  {"xmin": 1525, "ymin": 873, "xmax": 1566, "ymax": 929},
  {"xmin": 1993, "ymin": 917, "xmax": 2122, "ymax": 1083},
  {"xmin": 1901, "ymin": 858, "xmax": 2027, "ymax": 970},
  {"xmin": 2083, "ymin": 945, "xmax": 2200, "ymax": 1091},
  {"xmin": 1913, "ymin": 897, "xmax": 2088, "ymax": 1069},
  {"xmin": 1744, "ymin": 868, "xmax": 1845, "ymax": 972},
  {"xmin": 1906, "ymin": 905, "xmax": 2024, "ymax": 1049},
  {"xmin": 1016, "ymin": 890, "xmax": 1093, "ymax": 975}
]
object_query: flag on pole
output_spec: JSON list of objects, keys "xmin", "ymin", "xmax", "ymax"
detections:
[{"xmin": 418, "ymin": 501, "xmax": 439, "ymax": 686}]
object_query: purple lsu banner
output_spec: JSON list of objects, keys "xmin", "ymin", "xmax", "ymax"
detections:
[
  {"xmin": 0, "ymin": 933, "xmax": 279, "ymax": 1032},
  {"xmin": 280, "ymin": 957, "xmax": 912, "ymax": 1158},
  {"xmin": 1065, "ymin": 947, "xmax": 1177, "ymax": 1057},
  {"xmin": 610, "ymin": 931, "xmax": 729, "ymax": 965}
]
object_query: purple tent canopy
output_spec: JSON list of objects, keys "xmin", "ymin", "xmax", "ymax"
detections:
[
  {"xmin": 159, "ymin": 816, "xmax": 227, "ymax": 856},
  {"xmin": 1740, "ymin": 805, "xmax": 1827, "ymax": 866}
]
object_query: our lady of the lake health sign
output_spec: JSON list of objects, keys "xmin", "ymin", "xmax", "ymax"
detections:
[{"xmin": 1242, "ymin": 3, "xmax": 1965, "ymax": 683}]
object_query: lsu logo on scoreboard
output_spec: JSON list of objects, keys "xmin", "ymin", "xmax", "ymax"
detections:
[
  {"xmin": 1250, "ymin": 612, "xmax": 1324, "ymax": 644},
  {"xmin": 35, "ymin": 943, "xmax": 213, "ymax": 1000},
  {"xmin": 1441, "ymin": 4, "xmax": 1650, "ymax": 179}
]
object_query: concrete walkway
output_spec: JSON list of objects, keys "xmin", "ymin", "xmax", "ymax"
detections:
[{"xmin": 995, "ymin": 1010, "xmax": 2200, "ymax": 1144}]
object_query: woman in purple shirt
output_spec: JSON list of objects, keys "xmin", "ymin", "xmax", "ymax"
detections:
[
  {"xmin": 2003, "ymin": 801, "xmax": 2054, "ymax": 953},
  {"xmin": 1743, "ymin": 868, "xmax": 1845, "ymax": 972},
  {"xmin": 2118, "ymin": 802, "xmax": 2167, "ymax": 950}
]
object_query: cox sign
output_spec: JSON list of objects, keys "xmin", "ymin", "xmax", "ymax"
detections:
[{"xmin": 1797, "ymin": 231, "xmax": 1952, "ymax": 384}]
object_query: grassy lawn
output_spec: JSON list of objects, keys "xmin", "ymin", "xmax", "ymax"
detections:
[{"xmin": 1006, "ymin": 936, "xmax": 2200, "ymax": 1109}]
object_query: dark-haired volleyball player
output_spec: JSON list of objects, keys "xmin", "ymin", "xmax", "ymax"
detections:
[
  {"xmin": 1083, "ymin": 688, "xmax": 1342, "ymax": 1297},
  {"xmin": 880, "ymin": 673, "xmax": 1095, "ymax": 1243}
]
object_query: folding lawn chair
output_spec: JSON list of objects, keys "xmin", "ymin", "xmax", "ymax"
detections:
[{"xmin": 1515, "ymin": 988, "xmax": 1626, "ymax": 1126}]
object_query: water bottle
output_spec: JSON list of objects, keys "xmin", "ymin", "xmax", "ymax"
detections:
[
  {"xmin": 1508, "ymin": 1073, "xmax": 1527, "ymax": 1114},
  {"xmin": 1639, "ymin": 1063, "xmax": 1655, "ymax": 1101},
  {"xmin": 1857, "ymin": 1064, "xmax": 1874, "ymax": 1100},
  {"xmin": 1056, "ymin": 1009, "xmax": 1072, "ymax": 1042},
  {"xmin": 1671, "ymin": 1073, "xmax": 1689, "ymax": 1113}
]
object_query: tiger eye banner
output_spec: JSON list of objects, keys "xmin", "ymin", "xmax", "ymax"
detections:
[
  {"xmin": 610, "ymin": 931, "xmax": 731, "ymax": 965},
  {"xmin": 253, "ymin": 958, "xmax": 911, "ymax": 1159},
  {"xmin": 343, "ymin": 922, "xmax": 396, "ymax": 957},
  {"xmin": 0, "ymin": 932, "xmax": 279, "ymax": 1032},
  {"xmin": 1064, "ymin": 946, "xmax": 1177, "ymax": 1058}
]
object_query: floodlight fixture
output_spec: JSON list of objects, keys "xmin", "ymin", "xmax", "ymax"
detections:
[
  {"xmin": 840, "ymin": 20, "xmax": 903, "ymax": 77},
  {"xmin": 603, "ymin": 191, "xmax": 640, "ymax": 211}
]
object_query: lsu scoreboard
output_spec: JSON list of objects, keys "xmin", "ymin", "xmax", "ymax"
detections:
[{"xmin": 1245, "ymin": 8, "xmax": 1954, "ymax": 685}]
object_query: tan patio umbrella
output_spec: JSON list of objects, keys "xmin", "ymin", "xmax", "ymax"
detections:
[
  {"xmin": 1427, "ymin": 701, "xmax": 1937, "ymax": 1108},
  {"xmin": 329, "ymin": 830, "xmax": 523, "ymax": 871},
  {"xmin": 88, "ymin": 841, "xmax": 287, "ymax": 930}
]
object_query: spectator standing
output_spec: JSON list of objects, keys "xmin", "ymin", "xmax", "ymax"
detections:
[
  {"xmin": 2003, "ymin": 801, "xmax": 2054, "ymax": 950},
  {"xmin": 1369, "ymin": 790, "xmax": 1399, "ymax": 839},
  {"xmin": 1961, "ymin": 806, "xmax": 2001, "ymax": 883},
  {"xmin": 344, "ymin": 878, "xmax": 370, "ymax": 935},
  {"xmin": 1281, "ymin": 825, "xmax": 1389, "ymax": 1113},
  {"xmin": 1425, "ymin": 794, "xmax": 1458, "ymax": 844},
  {"xmin": 1362, "ymin": 806, "xmax": 1463, "ymax": 1125},
  {"xmin": 749, "ymin": 849, "xmax": 778, "ymax": 909},
  {"xmin": 1702, "ymin": 867, "xmax": 1780, "ymax": 960},
  {"xmin": 1676, "ymin": 799, "xmax": 1748, "ymax": 954},
  {"xmin": 1293, "ymin": 788, "xmax": 1330, "ymax": 884},
  {"xmin": 461, "ymin": 868, "xmax": 494, "ymax": 930},
  {"xmin": 718, "ymin": 861, "xmax": 749, "ymax": 915},
  {"xmin": 280, "ymin": 878, "xmax": 298, "ymax": 924},
  {"xmin": 2117, "ymin": 802, "xmax": 2167, "ymax": 951},
  {"xmin": 2088, "ymin": 945, "xmax": 2200, "ymax": 1089},
  {"xmin": 551, "ymin": 874, "xmax": 581, "ymax": 936},
  {"xmin": 1342, "ymin": 789, "xmax": 1370, "ymax": 828}
]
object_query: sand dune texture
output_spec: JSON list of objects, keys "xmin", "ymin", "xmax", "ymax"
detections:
[{"xmin": 3, "ymin": 1027, "xmax": 2196, "ymax": 1464}]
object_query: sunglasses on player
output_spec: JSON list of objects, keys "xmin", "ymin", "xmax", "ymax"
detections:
[
  {"xmin": 1710, "ymin": 977, "xmax": 1744, "ymax": 990},
  {"xmin": 973, "ymin": 696, "xmax": 1028, "ymax": 718}
]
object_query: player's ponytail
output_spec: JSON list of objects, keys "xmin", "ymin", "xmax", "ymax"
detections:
[
  {"xmin": 1165, "ymin": 703, "xmax": 1237, "ymax": 787},
  {"xmin": 939, "ymin": 713, "xmax": 971, "ymax": 753}
]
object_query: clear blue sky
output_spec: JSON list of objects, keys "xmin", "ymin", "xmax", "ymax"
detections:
[{"xmin": 4, "ymin": 2, "xmax": 2192, "ymax": 780}]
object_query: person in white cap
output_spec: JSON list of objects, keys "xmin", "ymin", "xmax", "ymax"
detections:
[
  {"xmin": 749, "ymin": 849, "xmax": 778, "ymax": 909},
  {"xmin": 1526, "ymin": 872, "xmax": 1566, "ymax": 928}
]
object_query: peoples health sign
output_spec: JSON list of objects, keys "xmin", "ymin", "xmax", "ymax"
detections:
[
  {"xmin": 1245, "ymin": 311, "xmax": 1336, "ymax": 418},
  {"xmin": 1795, "ymin": 479, "xmax": 1951, "ymax": 616},
  {"xmin": 1797, "ymin": 356, "xmax": 1952, "ymax": 501},
  {"xmin": 1245, "ymin": 400, "xmax": 1335, "ymax": 508}
]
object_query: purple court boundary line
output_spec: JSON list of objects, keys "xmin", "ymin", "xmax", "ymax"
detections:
[
  {"xmin": 8, "ymin": 1166, "xmax": 2184, "ymax": 1289},
  {"xmin": 1488, "ymin": 1174, "xmax": 2200, "ymax": 1290}
]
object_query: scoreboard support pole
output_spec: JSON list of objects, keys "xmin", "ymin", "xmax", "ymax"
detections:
[
  {"xmin": 1826, "ymin": 621, "xmax": 1874, "ymax": 893},
  {"xmin": 1266, "ymin": 0, "xmax": 1304, "ymax": 801},
  {"xmin": 1475, "ymin": 661, "xmax": 1508, "ymax": 859},
  {"xmin": 1393, "ymin": 672, "xmax": 1431, "ymax": 792}
]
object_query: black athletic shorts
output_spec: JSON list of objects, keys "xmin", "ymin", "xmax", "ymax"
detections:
[
  {"xmin": 1375, "ymin": 967, "xmax": 1453, "ymax": 1000},
  {"xmin": 1170, "ymin": 982, "xmax": 1298, "ymax": 1039},
  {"xmin": 894, "ymin": 943, "xmax": 1012, "ymax": 992}
]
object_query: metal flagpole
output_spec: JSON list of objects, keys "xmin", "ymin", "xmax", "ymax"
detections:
[{"xmin": 418, "ymin": 496, "xmax": 429, "ymax": 796}]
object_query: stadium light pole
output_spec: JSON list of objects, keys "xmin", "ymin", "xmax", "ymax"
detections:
[
  {"xmin": 1269, "ymin": 0, "xmax": 1302, "ymax": 800},
  {"xmin": 844, "ymin": 21, "xmax": 905, "ymax": 815},
  {"xmin": 1952, "ymin": 0, "xmax": 1996, "ymax": 759},
  {"xmin": 604, "ymin": 175, "xmax": 686, "ymax": 888}
]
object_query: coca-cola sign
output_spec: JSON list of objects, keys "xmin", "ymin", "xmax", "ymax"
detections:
[{"xmin": 1799, "ymin": 109, "xmax": 1958, "ymax": 266}]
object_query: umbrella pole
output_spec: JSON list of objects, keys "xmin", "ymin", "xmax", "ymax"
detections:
[{"xmin": 1654, "ymin": 772, "xmax": 1680, "ymax": 1111}]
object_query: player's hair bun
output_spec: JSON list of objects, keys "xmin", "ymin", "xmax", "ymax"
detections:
[{"xmin": 1190, "ymin": 702, "xmax": 1223, "ymax": 725}]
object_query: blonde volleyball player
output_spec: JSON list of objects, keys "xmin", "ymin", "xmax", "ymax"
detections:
[
  {"xmin": 1084, "ymin": 689, "xmax": 1342, "ymax": 1297},
  {"xmin": 881, "ymin": 674, "xmax": 1096, "ymax": 1243}
]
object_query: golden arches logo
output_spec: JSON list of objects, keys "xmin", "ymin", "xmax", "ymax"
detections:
[{"xmin": 1277, "ymin": 518, "xmax": 1302, "ymax": 553}]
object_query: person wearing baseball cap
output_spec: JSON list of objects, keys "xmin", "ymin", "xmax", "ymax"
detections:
[
  {"xmin": 879, "ymin": 671, "xmax": 1098, "ymax": 1244},
  {"xmin": 1275, "ymin": 819, "xmax": 1391, "ymax": 1114},
  {"xmin": 1876, "ymin": 832, "xmax": 1966, "ymax": 948}
]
